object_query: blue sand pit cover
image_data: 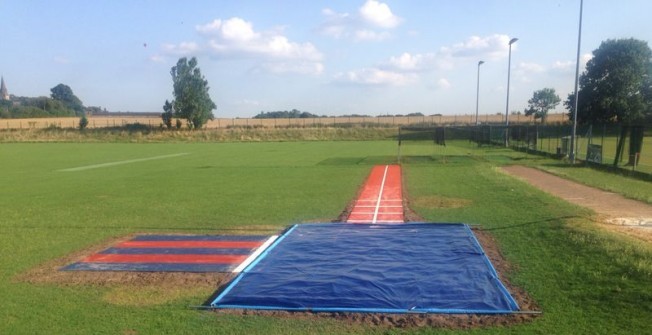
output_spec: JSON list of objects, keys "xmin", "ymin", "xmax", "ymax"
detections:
[{"xmin": 211, "ymin": 223, "xmax": 519, "ymax": 314}]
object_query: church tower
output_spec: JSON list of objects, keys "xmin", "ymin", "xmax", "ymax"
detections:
[{"xmin": 0, "ymin": 76, "xmax": 9, "ymax": 100}]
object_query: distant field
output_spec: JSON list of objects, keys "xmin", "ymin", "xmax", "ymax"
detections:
[
  {"xmin": 0, "ymin": 141, "xmax": 650, "ymax": 334},
  {"xmin": 0, "ymin": 113, "xmax": 568, "ymax": 130}
]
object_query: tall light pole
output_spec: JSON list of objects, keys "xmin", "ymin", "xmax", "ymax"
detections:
[
  {"xmin": 505, "ymin": 37, "xmax": 518, "ymax": 147},
  {"xmin": 570, "ymin": 0, "xmax": 584, "ymax": 163},
  {"xmin": 475, "ymin": 61, "xmax": 485, "ymax": 125}
]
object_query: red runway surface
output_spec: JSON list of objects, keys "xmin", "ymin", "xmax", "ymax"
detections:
[
  {"xmin": 347, "ymin": 165, "xmax": 405, "ymax": 224},
  {"xmin": 84, "ymin": 253, "xmax": 247, "ymax": 264}
]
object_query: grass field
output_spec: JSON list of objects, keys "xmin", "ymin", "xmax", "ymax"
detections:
[{"xmin": 1, "ymin": 140, "xmax": 650, "ymax": 334}]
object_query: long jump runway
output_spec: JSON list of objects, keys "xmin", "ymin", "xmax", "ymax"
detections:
[{"xmin": 347, "ymin": 165, "xmax": 405, "ymax": 224}]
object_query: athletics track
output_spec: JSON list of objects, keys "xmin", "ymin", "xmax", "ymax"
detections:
[{"xmin": 346, "ymin": 165, "xmax": 405, "ymax": 224}]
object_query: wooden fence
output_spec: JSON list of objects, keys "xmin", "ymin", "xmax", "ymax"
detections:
[{"xmin": 0, "ymin": 113, "xmax": 568, "ymax": 130}]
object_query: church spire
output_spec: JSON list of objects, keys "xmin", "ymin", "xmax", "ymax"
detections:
[{"xmin": 0, "ymin": 76, "xmax": 9, "ymax": 101}]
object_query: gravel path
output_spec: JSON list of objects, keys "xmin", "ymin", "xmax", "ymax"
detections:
[{"xmin": 502, "ymin": 165, "xmax": 652, "ymax": 236}]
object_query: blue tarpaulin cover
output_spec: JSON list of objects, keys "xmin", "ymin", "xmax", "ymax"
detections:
[{"xmin": 210, "ymin": 223, "xmax": 519, "ymax": 314}]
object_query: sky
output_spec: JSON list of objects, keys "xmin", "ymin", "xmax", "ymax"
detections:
[{"xmin": 1, "ymin": 0, "xmax": 652, "ymax": 118}]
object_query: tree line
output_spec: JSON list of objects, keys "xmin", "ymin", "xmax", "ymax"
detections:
[{"xmin": 0, "ymin": 84, "xmax": 87, "ymax": 119}]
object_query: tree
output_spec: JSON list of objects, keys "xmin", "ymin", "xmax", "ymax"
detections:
[
  {"xmin": 565, "ymin": 38, "xmax": 652, "ymax": 165},
  {"xmin": 161, "ymin": 100, "xmax": 174, "ymax": 129},
  {"xmin": 168, "ymin": 57, "xmax": 216, "ymax": 129},
  {"xmin": 565, "ymin": 38, "xmax": 652, "ymax": 124},
  {"xmin": 50, "ymin": 84, "xmax": 84, "ymax": 115},
  {"xmin": 524, "ymin": 88, "xmax": 560, "ymax": 123}
]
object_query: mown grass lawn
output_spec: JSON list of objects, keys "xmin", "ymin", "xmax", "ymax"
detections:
[{"xmin": 0, "ymin": 141, "xmax": 650, "ymax": 334}]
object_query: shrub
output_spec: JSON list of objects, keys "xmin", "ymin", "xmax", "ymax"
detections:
[{"xmin": 79, "ymin": 115, "xmax": 89, "ymax": 130}]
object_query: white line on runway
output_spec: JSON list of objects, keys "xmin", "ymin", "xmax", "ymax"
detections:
[
  {"xmin": 59, "ymin": 153, "xmax": 190, "ymax": 172},
  {"xmin": 372, "ymin": 165, "xmax": 390, "ymax": 224}
]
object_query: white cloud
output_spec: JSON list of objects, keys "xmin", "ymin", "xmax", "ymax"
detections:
[
  {"xmin": 440, "ymin": 34, "xmax": 512, "ymax": 61},
  {"xmin": 437, "ymin": 78, "xmax": 451, "ymax": 90},
  {"xmin": 319, "ymin": 1, "xmax": 401, "ymax": 42},
  {"xmin": 354, "ymin": 29, "xmax": 391, "ymax": 41},
  {"xmin": 515, "ymin": 62, "xmax": 545, "ymax": 83},
  {"xmin": 359, "ymin": 0, "xmax": 401, "ymax": 28},
  {"xmin": 162, "ymin": 17, "xmax": 323, "ymax": 76},
  {"xmin": 334, "ymin": 68, "xmax": 416, "ymax": 86},
  {"xmin": 550, "ymin": 54, "xmax": 592, "ymax": 75},
  {"xmin": 581, "ymin": 53, "xmax": 593, "ymax": 67},
  {"xmin": 333, "ymin": 33, "xmax": 521, "ymax": 88},
  {"xmin": 552, "ymin": 60, "xmax": 574, "ymax": 72},
  {"xmin": 319, "ymin": 8, "xmax": 352, "ymax": 39},
  {"xmin": 197, "ymin": 18, "xmax": 322, "ymax": 61}
]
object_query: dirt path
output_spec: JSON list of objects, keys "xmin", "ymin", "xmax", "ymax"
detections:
[{"xmin": 502, "ymin": 165, "xmax": 652, "ymax": 242}]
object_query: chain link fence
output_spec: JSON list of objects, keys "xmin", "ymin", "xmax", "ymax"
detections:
[{"xmin": 472, "ymin": 124, "xmax": 651, "ymax": 175}]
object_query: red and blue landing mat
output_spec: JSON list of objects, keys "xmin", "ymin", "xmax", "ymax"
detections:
[
  {"xmin": 61, "ymin": 234, "xmax": 276, "ymax": 272},
  {"xmin": 211, "ymin": 223, "xmax": 519, "ymax": 314}
]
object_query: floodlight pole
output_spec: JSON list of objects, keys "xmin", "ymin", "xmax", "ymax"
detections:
[
  {"xmin": 475, "ymin": 61, "xmax": 485, "ymax": 125},
  {"xmin": 505, "ymin": 38, "xmax": 518, "ymax": 147},
  {"xmin": 570, "ymin": 0, "xmax": 583, "ymax": 164}
]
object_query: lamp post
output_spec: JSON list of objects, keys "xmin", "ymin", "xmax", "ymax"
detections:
[
  {"xmin": 505, "ymin": 37, "xmax": 518, "ymax": 147},
  {"xmin": 570, "ymin": 0, "xmax": 583, "ymax": 163},
  {"xmin": 475, "ymin": 61, "xmax": 484, "ymax": 125}
]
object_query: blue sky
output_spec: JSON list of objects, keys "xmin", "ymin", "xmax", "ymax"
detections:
[{"xmin": 1, "ymin": 1, "xmax": 651, "ymax": 117}]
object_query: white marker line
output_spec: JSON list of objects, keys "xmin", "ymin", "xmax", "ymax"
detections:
[
  {"xmin": 232, "ymin": 235, "xmax": 278, "ymax": 273},
  {"xmin": 59, "ymin": 153, "xmax": 190, "ymax": 172},
  {"xmin": 372, "ymin": 165, "xmax": 390, "ymax": 224}
]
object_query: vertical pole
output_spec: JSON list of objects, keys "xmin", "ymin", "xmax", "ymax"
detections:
[
  {"xmin": 475, "ymin": 61, "xmax": 484, "ymax": 125},
  {"xmin": 505, "ymin": 41, "xmax": 514, "ymax": 147},
  {"xmin": 570, "ymin": 0, "xmax": 584, "ymax": 163}
]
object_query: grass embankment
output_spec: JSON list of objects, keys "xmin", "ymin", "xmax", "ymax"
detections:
[
  {"xmin": 0, "ymin": 141, "xmax": 650, "ymax": 334},
  {"xmin": 0, "ymin": 126, "xmax": 398, "ymax": 143}
]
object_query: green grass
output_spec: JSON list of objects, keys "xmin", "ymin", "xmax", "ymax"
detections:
[{"xmin": 1, "ymin": 141, "xmax": 650, "ymax": 334}]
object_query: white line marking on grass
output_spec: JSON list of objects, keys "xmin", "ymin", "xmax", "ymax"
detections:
[
  {"xmin": 59, "ymin": 153, "xmax": 190, "ymax": 172},
  {"xmin": 372, "ymin": 165, "xmax": 389, "ymax": 224},
  {"xmin": 233, "ymin": 235, "xmax": 278, "ymax": 273}
]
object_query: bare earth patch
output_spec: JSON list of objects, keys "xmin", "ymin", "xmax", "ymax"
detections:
[{"xmin": 502, "ymin": 165, "xmax": 652, "ymax": 243}]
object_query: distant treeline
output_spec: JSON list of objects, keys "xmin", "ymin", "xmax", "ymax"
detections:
[
  {"xmin": 253, "ymin": 109, "xmax": 322, "ymax": 119},
  {"xmin": 253, "ymin": 109, "xmax": 427, "ymax": 119},
  {"xmin": 0, "ymin": 97, "xmax": 78, "ymax": 118}
]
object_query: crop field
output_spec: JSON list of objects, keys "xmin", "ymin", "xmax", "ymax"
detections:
[{"xmin": 1, "ymin": 140, "xmax": 650, "ymax": 334}]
